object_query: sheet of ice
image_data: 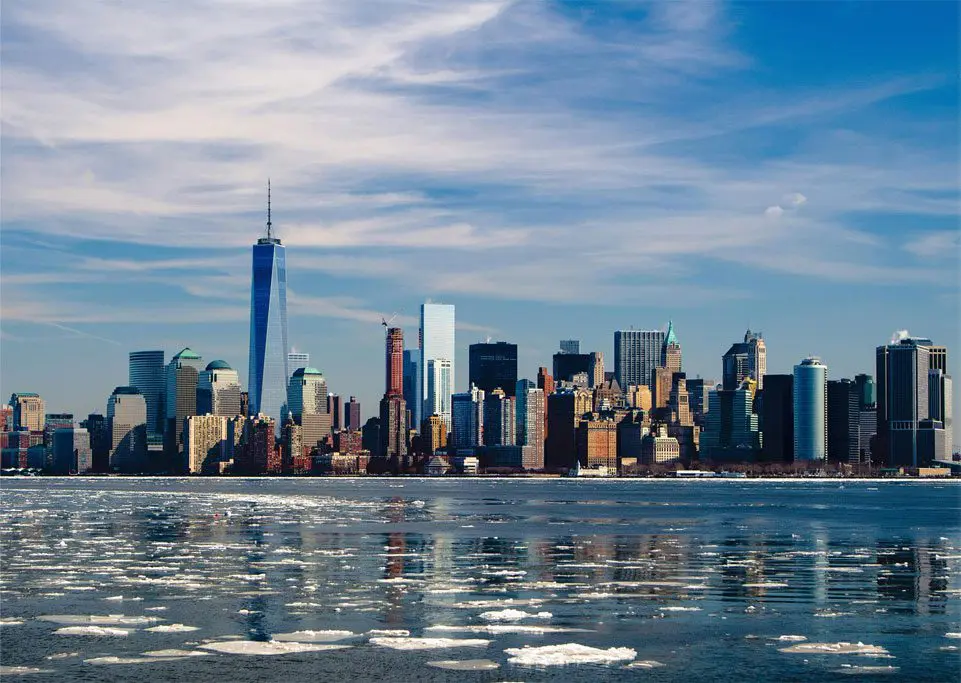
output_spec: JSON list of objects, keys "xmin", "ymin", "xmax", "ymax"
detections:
[
  {"xmin": 505, "ymin": 643, "xmax": 637, "ymax": 666},
  {"xmin": 199, "ymin": 640, "xmax": 350, "ymax": 655},
  {"xmin": 367, "ymin": 629, "xmax": 410, "ymax": 637},
  {"xmin": 369, "ymin": 637, "xmax": 490, "ymax": 650},
  {"xmin": 84, "ymin": 656, "xmax": 183, "ymax": 665},
  {"xmin": 0, "ymin": 666, "xmax": 55, "ymax": 675},
  {"xmin": 779, "ymin": 642, "xmax": 889, "ymax": 655},
  {"xmin": 145, "ymin": 624, "xmax": 200, "ymax": 633},
  {"xmin": 0, "ymin": 618, "xmax": 24, "ymax": 626},
  {"xmin": 450, "ymin": 599, "xmax": 544, "ymax": 609},
  {"xmin": 427, "ymin": 624, "xmax": 590, "ymax": 635},
  {"xmin": 38, "ymin": 615, "xmax": 161, "ymax": 626},
  {"xmin": 44, "ymin": 652, "xmax": 80, "ymax": 660},
  {"xmin": 625, "ymin": 660, "xmax": 665, "ymax": 669},
  {"xmin": 478, "ymin": 609, "xmax": 552, "ymax": 622},
  {"xmin": 658, "ymin": 607, "xmax": 701, "ymax": 612},
  {"xmin": 55, "ymin": 626, "xmax": 131, "ymax": 636},
  {"xmin": 836, "ymin": 665, "xmax": 899, "ymax": 675},
  {"xmin": 427, "ymin": 660, "xmax": 500, "ymax": 671},
  {"xmin": 743, "ymin": 582, "xmax": 789, "ymax": 588},
  {"xmin": 775, "ymin": 635, "xmax": 807, "ymax": 642},
  {"xmin": 945, "ymin": 632, "xmax": 961, "ymax": 639},
  {"xmin": 271, "ymin": 630, "xmax": 356, "ymax": 642},
  {"xmin": 142, "ymin": 649, "xmax": 212, "ymax": 657}
]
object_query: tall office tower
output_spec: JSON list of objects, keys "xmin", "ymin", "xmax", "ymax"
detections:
[
  {"xmin": 419, "ymin": 302, "xmax": 455, "ymax": 430},
  {"xmin": 469, "ymin": 342, "xmax": 518, "ymax": 396},
  {"xmin": 668, "ymin": 375, "xmax": 692, "ymax": 426},
  {"xmin": 854, "ymin": 373, "xmax": 877, "ymax": 463},
  {"xmin": 686, "ymin": 378, "xmax": 713, "ymax": 426},
  {"xmin": 282, "ymin": 420, "xmax": 304, "ymax": 474},
  {"xmin": 197, "ymin": 361, "xmax": 242, "ymax": 416},
  {"xmin": 129, "ymin": 350, "xmax": 165, "ymax": 438},
  {"xmin": 107, "ymin": 386, "xmax": 147, "ymax": 472},
  {"xmin": 537, "ymin": 367, "xmax": 554, "ymax": 440},
  {"xmin": 761, "ymin": 374, "xmax": 793, "ymax": 462},
  {"xmin": 545, "ymin": 388, "xmax": 593, "ymax": 471},
  {"xmin": 652, "ymin": 367, "xmax": 674, "ymax": 410},
  {"xmin": 426, "ymin": 358, "xmax": 454, "ymax": 430},
  {"xmin": 560, "ymin": 340, "xmax": 580, "ymax": 355},
  {"xmin": 288, "ymin": 351, "xmax": 309, "ymax": 372},
  {"xmin": 52, "ymin": 427, "xmax": 92, "ymax": 474},
  {"xmin": 248, "ymin": 183, "xmax": 289, "ymax": 432},
  {"xmin": 722, "ymin": 329, "xmax": 767, "ymax": 390},
  {"xmin": 626, "ymin": 384, "xmax": 653, "ymax": 411},
  {"xmin": 451, "ymin": 384, "xmax": 485, "ymax": 449},
  {"xmin": 553, "ymin": 352, "xmax": 592, "ymax": 383},
  {"xmin": 362, "ymin": 417, "xmax": 383, "ymax": 457},
  {"xmin": 385, "ymin": 328, "xmax": 405, "ymax": 397},
  {"xmin": 827, "ymin": 379, "xmax": 860, "ymax": 464},
  {"xmin": 44, "ymin": 413, "xmax": 73, "ymax": 467},
  {"xmin": 345, "ymin": 396, "xmax": 362, "ymax": 431},
  {"xmin": 80, "ymin": 413, "xmax": 110, "ymax": 471},
  {"xmin": 589, "ymin": 352, "xmax": 605, "ymax": 388},
  {"xmin": 482, "ymin": 388, "xmax": 516, "ymax": 447},
  {"xmin": 793, "ymin": 357, "xmax": 827, "ymax": 461},
  {"xmin": 928, "ymin": 345, "xmax": 948, "ymax": 373},
  {"xmin": 876, "ymin": 334, "xmax": 936, "ymax": 467},
  {"xmin": 701, "ymin": 382, "xmax": 761, "ymax": 458},
  {"xmin": 287, "ymin": 367, "xmax": 330, "ymax": 449},
  {"xmin": 928, "ymin": 368, "xmax": 953, "ymax": 461},
  {"xmin": 402, "ymin": 349, "xmax": 419, "ymax": 422},
  {"xmin": 855, "ymin": 374, "xmax": 876, "ymax": 409},
  {"xmin": 422, "ymin": 414, "xmax": 448, "ymax": 454},
  {"xmin": 516, "ymin": 380, "xmax": 545, "ymax": 469},
  {"xmin": 379, "ymin": 396, "xmax": 408, "ymax": 459},
  {"xmin": 614, "ymin": 330, "xmax": 666, "ymax": 389},
  {"xmin": 185, "ymin": 414, "xmax": 227, "ymax": 473},
  {"xmin": 164, "ymin": 348, "xmax": 203, "ymax": 465},
  {"xmin": 10, "ymin": 393, "xmax": 44, "ymax": 432},
  {"xmin": 576, "ymin": 416, "xmax": 618, "ymax": 470},
  {"xmin": 662, "ymin": 321, "xmax": 682, "ymax": 372},
  {"xmin": 328, "ymin": 394, "xmax": 343, "ymax": 431}
]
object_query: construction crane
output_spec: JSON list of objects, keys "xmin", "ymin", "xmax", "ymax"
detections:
[{"xmin": 381, "ymin": 313, "xmax": 398, "ymax": 329}]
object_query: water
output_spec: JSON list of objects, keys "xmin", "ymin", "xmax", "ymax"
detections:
[{"xmin": 1, "ymin": 478, "xmax": 959, "ymax": 681}]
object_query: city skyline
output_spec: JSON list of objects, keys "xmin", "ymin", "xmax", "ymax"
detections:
[{"xmin": 1, "ymin": 2, "xmax": 958, "ymax": 424}]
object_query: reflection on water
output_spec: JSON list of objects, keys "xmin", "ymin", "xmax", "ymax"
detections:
[{"xmin": 0, "ymin": 478, "xmax": 958, "ymax": 682}]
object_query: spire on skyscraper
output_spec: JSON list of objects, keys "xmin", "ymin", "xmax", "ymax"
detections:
[{"xmin": 266, "ymin": 179, "xmax": 272, "ymax": 240}]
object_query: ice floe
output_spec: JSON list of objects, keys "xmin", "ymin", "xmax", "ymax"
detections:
[
  {"xmin": 426, "ymin": 659, "xmax": 500, "ymax": 671},
  {"xmin": 426, "ymin": 624, "xmax": 589, "ymax": 635},
  {"xmin": 271, "ymin": 630, "xmax": 356, "ymax": 642},
  {"xmin": 505, "ymin": 643, "xmax": 637, "ymax": 666},
  {"xmin": 145, "ymin": 623, "xmax": 199, "ymax": 633},
  {"xmin": 0, "ymin": 618, "xmax": 24, "ymax": 626},
  {"xmin": 658, "ymin": 606, "xmax": 701, "ymax": 612},
  {"xmin": 624, "ymin": 660, "xmax": 665, "ymax": 669},
  {"xmin": 775, "ymin": 635, "xmax": 807, "ymax": 642},
  {"xmin": 477, "ymin": 609, "xmax": 552, "ymax": 621},
  {"xmin": 199, "ymin": 640, "xmax": 350, "ymax": 655},
  {"xmin": 836, "ymin": 665, "xmax": 899, "ymax": 675},
  {"xmin": 38, "ymin": 614, "xmax": 161, "ymax": 626},
  {"xmin": 55, "ymin": 626, "xmax": 131, "ymax": 636},
  {"xmin": 945, "ymin": 632, "xmax": 961, "ymax": 639},
  {"xmin": 369, "ymin": 637, "xmax": 490, "ymax": 650},
  {"xmin": 367, "ymin": 629, "xmax": 410, "ymax": 637},
  {"xmin": 142, "ymin": 649, "xmax": 212, "ymax": 657},
  {"xmin": 779, "ymin": 642, "xmax": 889, "ymax": 656},
  {"xmin": 0, "ymin": 666, "xmax": 55, "ymax": 675}
]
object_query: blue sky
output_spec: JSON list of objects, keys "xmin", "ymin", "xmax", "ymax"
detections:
[{"xmin": 1, "ymin": 0, "xmax": 958, "ymax": 425}]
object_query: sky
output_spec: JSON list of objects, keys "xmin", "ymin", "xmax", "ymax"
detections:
[{"xmin": 1, "ymin": 0, "xmax": 959, "ymax": 427}]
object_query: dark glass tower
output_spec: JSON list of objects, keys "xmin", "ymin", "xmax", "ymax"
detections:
[
  {"xmin": 469, "ymin": 342, "xmax": 518, "ymax": 396},
  {"xmin": 129, "ymin": 350, "xmax": 165, "ymax": 439},
  {"xmin": 248, "ymin": 182, "xmax": 289, "ymax": 432}
]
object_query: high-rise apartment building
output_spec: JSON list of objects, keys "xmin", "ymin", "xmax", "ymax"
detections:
[
  {"xmin": 793, "ymin": 357, "xmax": 827, "ymax": 461},
  {"xmin": 722, "ymin": 329, "xmax": 767, "ymax": 390},
  {"xmin": 760, "ymin": 374, "xmax": 793, "ymax": 463},
  {"xmin": 197, "ymin": 360, "xmax": 242, "ymax": 417},
  {"xmin": 385, "ymin": 328, "xmax": 404, "ymax": 398},
  {"xmin": 483, "ymin": 388, "xmax": 516, "ymax": 447},
  {"xmin": 248, "ymin": 184, "xmax": 289, "ymax": 432},
  {"xmin": 164, "ymin": 348, "xmax": 203, "ymax": 465},
  {"xmin": 827, "ymin": 379, "xmax": 860, "ymax": 464},
  {"xmin": 107, "ymin": 386, "xmax": 147, "ymax": 472},
  {"xmin": 451, "ymin": 384, "xmax": 485, "ymax": 449},
  {"xmin": 515, "ymin": 380, "xmax": 545, "ymax": 469},
  {"xmin": 328, "ymin": 394, "xmax": 343, "ymax": 432},
  {"xmin": 379, "ymin": 396, "xmax": 407, "ymax": 460},
  {"xmin": 345, "ymin": 396, "xmax": 362, "ymax": 431},
  {"xmin": 129, "ymin": 350, "xmax": 165, "ymax": 438},
  {"xmin": 185, "ymin": 414, "xmax": 227, "ymax": 473},
  {"xmin": 10, "ymin": 393, "xmax": 44, "ymax": 432},
  {"xmin": 419, "ymin": 302, "xmax": 455, "ymax": 430},
  {"xmin": 614, "ymin": 330, "xmax": 665, "ymax": 389},
  {"xmin": 469, "ymin": 342, "xmax": 518, "ymax": 396},
  {"xmin": 426, "ymin": 358, "xmax": 453, "ymax": 429}
]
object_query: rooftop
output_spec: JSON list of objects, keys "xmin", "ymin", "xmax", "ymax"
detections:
[
  {"xmin": 112, "ymin": 386, "xmax": 142, "ymax": 395},
  {"xmin": 173, "ymin": 347, "xmax": 201, "ymax": 360},
  {"xmin": 206, "ymin": 360, "xmax": 232, "ymax": 371},
  {"xmin": 292, "ymin": 366, "xmax": 323, "ymax": 377}
]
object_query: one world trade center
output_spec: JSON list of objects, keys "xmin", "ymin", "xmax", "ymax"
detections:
[{"xmin": 248, "ymin": 181, "xmax": 288, "ymax": 432}]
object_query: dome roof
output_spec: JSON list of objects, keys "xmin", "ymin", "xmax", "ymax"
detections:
[
  {"xmin": 112, "ymin": 386, "xmax": 142, "ymax": 395},
  {"xmin": 206, "ymin": 360, "xmax": 232, "ymax": 371},
  {"xmin": 291, "ymin": 366, "xmax": 323, "ymax": 377},
  {"xmin": 173, "ymin": 347, "xmax": 201, "ymax": 360}
]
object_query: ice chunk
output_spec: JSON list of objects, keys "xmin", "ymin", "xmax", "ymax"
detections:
[
  {"xmin": 85, "ymin": 656, "xmax": 181, "ymax": 665},
  {"xmin": 271, "ymin": 630, "xmax": 356, "ymax": 642},
  {"xmin": 427, "ymin": 624, "xmax": 589, "ymax": 635},
  {"xmin": 39, "ymin": 615, "xmax": 161, "ymax": 626},
  {"xmin": 658, "ymin": 607, "xmax": 701, "ymax": 612},
  {"xmin": 779, "ymin": 642, "xmax": 889, "ymax": 655},
  {"xmin": 198, "ymin": 640, "xmax": 349, "ymax": 655},
  {"xmin": 776, "ymin": 635, "xmax": 807, "ymax": 642},
  {"xmin": 367, "ymin": 629, "xmax": 410, "ymax": 637},
  {"xmin": 427, "ymin": 660, "xmax": 500, "ymax": 671},
  {"xmin": 743, "ymin": 582, "xmax": 788, "ymax": 588},
  {"xmin": 0, "ymin": 666, "xmax": 54, "ymax": 675},
  {"xmin": 625, "ymin": 660, "xmax": 665, "ymax": 669},
  {"xmin": 478, "ymin": 609, "xmax": 552, "ymax": 622},
  {"xmin": 369, "ymin": 637, "xmax": 490, "ymax": 650},
  {"xmin": 505, "ymin": 643, "xmax": 637, "ymax": 666},
  {"xmin": 0, "ymin": 618, "xmax": 24, "ymax": 626},
  {"xmin": 836, "ymin": 665, "xmax": 899, "ymax": 675},
  {"xmin": 142, "ymin": 649, "xmax": 211, "ymax": 657},
  {"xmin": 945, "ymin": 633, "xmax": 961, "ymax": 639},
  {"xmin": 55, "ymin": 626, "xmax": 130, "ymax": 636},
  {"xmin": 144, "ymin": 624, "xmax": 199, "ymax": 633}
]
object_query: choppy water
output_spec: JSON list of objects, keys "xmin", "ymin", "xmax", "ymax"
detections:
[{"xmin": 1, "ymin": 478, "xmax": 959, "ymax": 681}]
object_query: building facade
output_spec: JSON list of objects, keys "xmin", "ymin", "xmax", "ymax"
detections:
[
  {"xmin": 451, "ymin": 384, "xmax": 485, "ymax": 449},
  {"xmin": 10, "ymin": 393, "xmax": 45, "ymax": 432},
  {"xmin": 164, "ymin": 347, "xmax": 203, "ymax": 464},
  {"xmin": 197, "ymin": 360, "xmax": 242, "ymax": 417},
  {"xmin": 107, "ymin": 386, "xmax": 147, "ymax": 472},
  {"xmin": 345, "ymin": 396, "xmax": 362, "ymax": 431},
  {"xmin": 419, "ymin": 302, "xmax": 455, "ymax": 430},
  {"xmin": 515, "ymin": 380, "xmax": 545, "ymax": 470},
  {"xmin": 793, "ymin": 357, "xmax": 828, "ymax": 461},
  {"xmin": 185, "ymin": 414, "xmax": 228, "ymax": 473},
  {"xmin": 426, "ymin": 358, "xmax": 453, "ymax": 430},
  {"xmin": 760, "ymin": 374, "xmax": 793, "ymax": 463},
  {"xmin": 483, "ymin": 388, "xmax": 516, "ymax": 447},
  {"xmin": 129, "ymin": 350, "xmax": 165, "ymax": 438},
  {"xmin": 614, "ymin": 330, "xmax": 665, "ymax": 389},
  {"xmin": 722, "ymin": 330, "xmax": 767, "ymax": 390},
  {"xmin": 52, "ymin": 427, "xmax": 92, "ymax": 474},
  {"xmin": 469, "ymin": 342, "xmax": 518, "ymax": 396}
]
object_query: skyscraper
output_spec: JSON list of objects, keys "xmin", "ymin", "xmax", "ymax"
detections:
[
  {"xmin": 402, "ymin": 349, "xmax": 419, "ymax": 425},
  {"xmin": 589, "ymin": 351, "xmax": 605, "ymax": 389},
  {"xmin": 662, "ymin": 321, "xmax": 682, "ymax": 372},
  {"xmin": 876, "ymin": 334, "xmax": 938, "ymax": 467},
  {"xmin": 10, "ymin": 393, "xmax": 44, "ymax": 432},
  {"xmin": 516, "ymin": 379, "xmax": 545, "ymax": 470},
  {"xmin": 107, "ymin": 386, "xmax": 147, "ymax": 473},
  {"xmin": 129, "ymin": 350, "xmax": 165, "ymax": 438},
  {"xmin": 426, "ymin": 358, "xmax": 453, "ymax": 429},
  {"xmin": 451, "ymin": 384, "xmax": 485, "ymax": 449},
  {"xmin": 537, "ymin": 367, "xmax": 554, "ymax": 440},
  {"xmin": 483, "ymin": 388, "xmax": 515, "ymax": 447},
  {"xmin": 614, "ymin": 330, "xmax": 665, "ymax": 389},
  {"xmin": 760, "ymin": 374, "xmax": 793, "ymax": 463},
  {"xmin": 288, "ymin": 351, "xmax": 309, "ymax": 372},
  {"xmin": 793, "ymin": 357, "xmax": 827, "ymax": 461},
  {"xmin": 287, "ymin": 367, "xmax": 330, "ymax": 449},
  {"xmin": 164, "ymin": 348, "xmax": 203, "ymax": 466},
  {"xmin": 345, "ymin": 396, "xmax": 361, "ymax": 431},
  {"xmin": 928, "ymin": 369, "xmax": 953, "ymax": 460},
  {"xmin": 469, "ymin": 342, "xmax": 518, "ymax": 396},
  {"xmin": 559, "ymin": 340, "xmax": 580, "ymax": 355},
  {"xmin": 722, "ymin": 329, "xmax": 766, "ymax": 390},
  {"xmin": 386, "ymin": 328, "xmax": 405, "ymax": 398},
  {"xmin": 328, "ymin": 394, "xmax": 343, "ymax": 432},
  {"xmin": 248, "ymin": 182, "xmax": 289, "ymax": 432},
  {"xmin": 52, "ymin": 427, "xmax": 92, "ymax": 475},
  {"xmin": 185, "ymin": 414, "xmax": 227, "ymax": 474},
  {"xmin": 827, "ymin": 378, "xmax": 860, "ymax": 465},
  {"xmin": 552, "ymin": 352, "xmax": 592, "ymax": 383},
  {"xmin": 197, "ymin": 360, "xmax": 242, "ymax": 416},
  {"xmin": 701, "ymin": 382, "xmax": 760, "ymax": 458},
  {"xmin": 419, "ymin": 302, "xmax": 455, "ymax": 430}
]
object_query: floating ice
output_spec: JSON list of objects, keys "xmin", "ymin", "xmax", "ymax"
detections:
[
  {"xmin": 369, "ymin": 637, "xmax": 490, "ymax": 650},
  {"xmin": 427, "ymin": 660, "xmax": 500, "ymax": 671},
  {"xmin": 836, "ymin": 665, "xmax": 899, "ymax": 675},
  {"xmin": 199, "ymin": 640, "xmax": 349, "ymax": 655},
  {"xmin": 776, "ymin": 635, "xmax": 807, "ymax": 642},
  {"xmin": 0, "ymin": 618, "xmax": 24, "ymax": 626},
  {"xmin": 0, "ymin": 666, "xmax": 55, "ymax": 675},
  {"xmin": 945, "ymin": 633, "xmax": 961, "ymax": 639},
  {"xmin": 367, "ymin": 629, "xmax": 410, "ymax": 637},
  {"xmin": 44, "ymin": 652, "xmax": 79, "ymax": 660},
  {"xmin": 814, "ymin": 610, "xmax": 854, "ymax": 618},
  {"xmin": 625, "ymin": 660, "xmax": 665, "ymax": 669},
  {"xmin": 271, "ymin": 630, "xmax": 356, "ymax": 642},
  {"xmin": 38, "ymin": 615, "xmax": 161, "ymax": 626},
  {"xmin": 55, "ymin": 626, "xmax": 130, "ymax": 636},
  {"xmin": 658, "ymin": 607, "xmax": 701, "ymax": 612},
  {"xmin": 427, "ymin": 624, "xmax": 589, "ymax": 635},
  {"xmin": 145, "ymin": 624, "xmax": 199, "ymax": 633},
  {"xmin": 779, "ymin": 642, "xmax": 889, "ymax": 656},
  {"xmin": 478, "ymin": 609, "xmax": 552, "ymax": 622},
  {"xmin": 450, "ymin": 599, "xmax": 544, "ymax": 609},
  {"xmin": 743, "ymin": 582, "xmax": 788, "ymax": 588},
  {"xmin": 143, "ymin": 649, "xmax": 212, "ymax": 657},
  {"xmin": 505, "ymin": 643, "xmax": 637, "ymax": 666}
]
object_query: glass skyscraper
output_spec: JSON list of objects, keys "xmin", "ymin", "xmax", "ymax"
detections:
[
  {"xmin": 793, "ymin": 357, "xmax": 828, "ymax": 461},
  {"xmin": 248, "ymin": 186, "xmax": 288, "ymax": 433},
  {"xmin": 129, "ymin": 350, "xmax": 165, "ymax": 439},
  {"xmin": 419, "ymin": 302, "xmax": 455, "ymax": 429}
]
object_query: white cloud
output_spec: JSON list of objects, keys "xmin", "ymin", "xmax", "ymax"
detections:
[{"xmin": 765, "ymin": 205, "xmax": 784, "ymax": 217}]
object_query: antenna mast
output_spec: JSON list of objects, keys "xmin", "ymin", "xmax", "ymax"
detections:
[{"xmin": 266, "ymin": 179, "xmax": 272, "ymax": 239}]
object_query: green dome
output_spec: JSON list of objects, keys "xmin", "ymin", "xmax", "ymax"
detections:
[
  {"xmin": 173, "ymin": 347, "xmax": 201, "ymax": 360},
  {"xmin": 292, "ymin": 366, "xmax": 323, "ymax": 377},
  {"xmin": 205, "ymin": 360, "xmax": 232, "ymax": 371}
]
